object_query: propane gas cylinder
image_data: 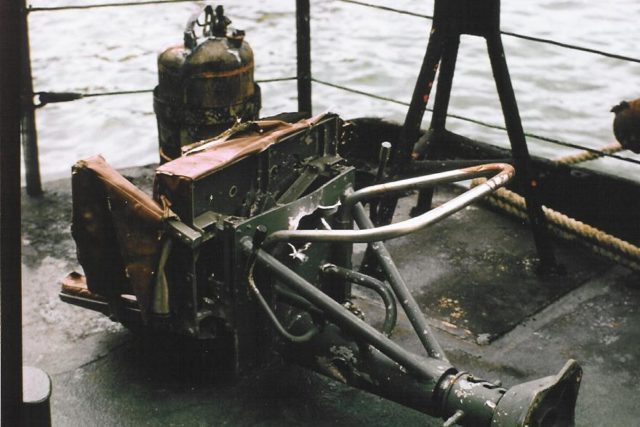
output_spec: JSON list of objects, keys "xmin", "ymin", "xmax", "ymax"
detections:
[{"xmin": 154, "ymin": 5, "xmax": 261, "ymax": 162}]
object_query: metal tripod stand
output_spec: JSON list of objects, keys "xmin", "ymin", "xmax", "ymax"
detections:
[{"xmin": 378, "ymin": 0, "xmax": 557, "ymax": 270}]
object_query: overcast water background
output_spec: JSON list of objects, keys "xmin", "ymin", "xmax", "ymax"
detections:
[{"xmin": 27, "ymin": 0, "xmax": 640, "ymax": 182}]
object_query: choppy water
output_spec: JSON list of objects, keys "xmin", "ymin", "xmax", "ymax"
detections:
[{"xmin": 28, "ymin": 0, "xmax": 640, "ymax": 182}]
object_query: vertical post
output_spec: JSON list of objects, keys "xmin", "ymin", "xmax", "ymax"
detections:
[
  {"xmin": 375, "ymin": 26, "xmax": 444, "ymax": 225},
  {"xmin": 20, "ymin": 1, "xmax": 43, "ymax": 196},
  {"xmin": 296, "ymin": 0, "xmax": 312, "ymax": 114},
  {"xmin": 1, "ymin": 0, "xmax": 24, "ymax": 424},
  {"xmin": 486, "ymin": 34, "xmax": 556, "ymax": 268},
  {"xmin": 411, "ymin": 37, "xmax": 461, "ymax": 216}
]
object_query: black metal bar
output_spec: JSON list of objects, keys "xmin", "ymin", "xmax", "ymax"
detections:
[
  {"xmin": 372, "ymin": 0, "xmax": 558, "ymax": 269},
  {"xmin": 486, "ymin": 33, "xmax": 557, "ymax": 269},
  {"xmin": 1, "ymin": 0, "xmax": 24, "ymax": 424},
  {"xmin": 376, "ymin": 23, "xmax": 444, "ymax": 225},
  {"xmin": 20, "ymin": 0, "xmax": 42, "ymax": 196},
  {"xmin": 394, "ymin": 27, "xmax": 444, "ymax": 169},
  {"xmin": 412, "ymin": 36, "xmax": 461, "ymax": 216},
  {"xmin": 352, "ymin": 203, "xmax": 448, "ymax": 361},
  {"xmin": 369, "ymin": 141, "xmax": 391, "ymax": 224},
  {"xmin": 296, "ymin": 0, "xmax": 312, "ymax": 114},
  {"xmin": 241, "ymin": 238, "xmax": 451, "ymax": 382},
  {"xmin": 429, "ymin": 38, "xmax": 459, "ymax": 133}
]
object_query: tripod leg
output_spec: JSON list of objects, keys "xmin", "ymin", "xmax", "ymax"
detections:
[
  {"xmin": 486, "ymin": 34, "xmax": 558, "ymax": 270},
  {"xmin": 412, "ymin": 36, "xmax": 461, "ymax": 217},
  {"xmin": 360, "ymin": 29, "xmax": 444, "ymax": 276},
  {"xmin": 376, "ymin": 29, "xmax": 445, "ymax": 226}
]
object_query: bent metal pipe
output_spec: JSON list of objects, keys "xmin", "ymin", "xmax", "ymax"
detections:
[{"xmin": 262, "ymin": 163, "xmax": 515, "ymax": 247}]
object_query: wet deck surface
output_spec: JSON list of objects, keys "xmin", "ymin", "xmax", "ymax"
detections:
[{"xmin": 21, "ymin": 165, "xmax": 640, "ymax": 426}]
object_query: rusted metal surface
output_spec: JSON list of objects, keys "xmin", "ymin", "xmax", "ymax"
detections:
[
  {"xmin": 154, "ymin": 5, "xmax": 260, "ymax": 162},
  {"xmin": 71, "ymin": 155, "xmax": 166, "ymax": 318},
  {"xmin": 61, "ymin": 112, "xmax": 581, "ymax": 425}
]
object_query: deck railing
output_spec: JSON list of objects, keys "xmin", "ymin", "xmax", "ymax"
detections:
[{"xmin": 19, "ymin": 0, "xmax": 640, "ymax": 194}]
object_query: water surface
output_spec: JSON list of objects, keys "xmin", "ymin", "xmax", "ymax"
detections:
[{"xmin": 28, "ymin": 0, "xmax": 640, "ymax": 181}]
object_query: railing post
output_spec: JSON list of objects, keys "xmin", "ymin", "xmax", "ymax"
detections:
[
  {"xmin": 296, "ymin": 0, "xmax": 312, "ymax": 114},
  {"xmin": 1, "ymin": 0, "xmax": 25, "ymax": 424},
  {"xmin": 19, "ymin": 0, "xmax": 43, "ymax": 196}
]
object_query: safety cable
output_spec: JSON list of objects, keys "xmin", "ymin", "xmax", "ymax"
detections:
[
  {"xmin": 84, "ymin": 89, "xmax": 151, "ymax": 98},
  {"xmin": 26, "ymin": 0, "xmax": 640, "ymax": 166},
  {"xmin": 33, "ymin": 76, "xmax": 640, "ymax": 166},
  {"xmin": 26, "ymin": 0, "xmax": 640, "ymax": 65},
  {"xmin": 27, "ymin": 0, "xmax": 203, "ymax": 13},
  {"xmin": 312, "ymin": 77, "xmax": 640, "ymax": 166},
  {"xmin": 338, "ymin": 0, "xmax": 640, "ymax": 64},
  {"xmin": 33, "ymin": 77, "xmax": 296, "ymax": 105}
]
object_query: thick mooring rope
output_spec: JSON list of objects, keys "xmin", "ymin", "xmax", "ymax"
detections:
[
  {"xmin": 471, "ymin": 177, "xmax": 640, "ymax": 271},
  {"xmin": 552, "ymin": 142, "xmax": 624, "ymax": 166}
]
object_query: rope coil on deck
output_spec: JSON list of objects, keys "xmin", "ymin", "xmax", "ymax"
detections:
[{"xmin": 471, "ymin": 177, "xmax": 640, "ymax": 271}]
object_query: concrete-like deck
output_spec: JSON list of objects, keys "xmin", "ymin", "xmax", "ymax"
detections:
[{"xmin": 21, "ymin": 165, "xmax": 640, "ymax": 426}]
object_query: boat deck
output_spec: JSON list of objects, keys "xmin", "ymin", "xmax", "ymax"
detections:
[{"xmin": 21, "ymin": 164, "xmax": 640, "ymax": 426}]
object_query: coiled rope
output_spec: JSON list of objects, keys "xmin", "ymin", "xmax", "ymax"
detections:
[{"xmin": 470, "ymin": 174, "xmax": 640, "ymax": 271}]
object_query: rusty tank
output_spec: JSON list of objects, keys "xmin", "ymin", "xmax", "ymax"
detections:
[{"xmin": 154, "ymin": 5, "xmax": 260, "ymax": 162}]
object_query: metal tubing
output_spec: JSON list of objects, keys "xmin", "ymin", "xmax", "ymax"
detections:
[
  {"xmin": 241, "ymin": 238, "xmax": 453, "ymax": 382},
  {"xmin": 248, "ymin": 260, "xmax": 319, "ymax": 343},
  {"xmin": 343, "ymin": 163, "xmax": 513, "ymax": 216},
  {"xmin": 263, "ymin": 163, "xmax": 514, "ymax": 247},
  {"xmin": 296, "ymin": 0, "xmax": 312, "ymax": 114},
  {"xmin": 375, "ymin": 141, "xmax": 392, "ymax": 184},
  {"xmin": 369, "ymin": 141, "xmax": 392, "ymax": 224},
  {"xmin": 1, "ymin": 0, "xmax": 24, "ymax": 423},
  {"xmin": 19, "ymin": 0, "xmax": 42, "ymax": 196},
  {"xmin": 286, "ymin": 323, "xmax": 449, "ymax": 418},
  {"xmin": 274, "ymin": 283, "xmax": 323, "ymax": 315},
  {"xmin": 352, "ymin": 202, "xmax": 447, "ymax": 360},
  {"xmin": 404, "ymin": 158, "xmax": 512, "ymax": 176},
  {"xmin": 321, "ymin": 264, "xmax": 397, "ymax": 336}
]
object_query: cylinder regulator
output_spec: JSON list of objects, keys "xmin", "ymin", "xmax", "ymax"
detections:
[{"xmin": 154, "ymin": 5, "xmax": 261, "ymax": 162}]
